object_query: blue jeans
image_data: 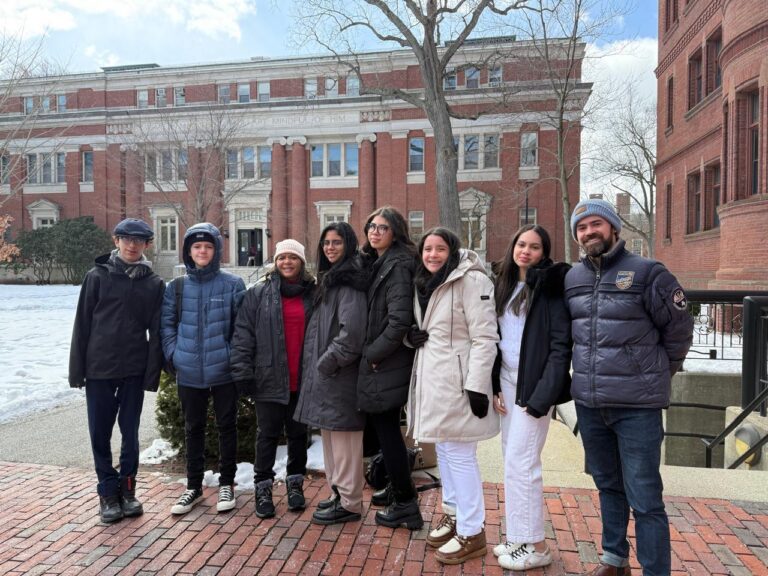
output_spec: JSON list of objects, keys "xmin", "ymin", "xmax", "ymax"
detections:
[
  {"xmin": 576, "ymin": 405, "xmax": 670, "ymax": 576},
  {"xmin": 86, "ymin": 377, "xmax": 145, "ymax": 497}
]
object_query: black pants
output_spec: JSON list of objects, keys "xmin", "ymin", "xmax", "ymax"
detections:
[
  {"xmin": 85, "ymin": 376, "xmax": 144, "ymax": 497},
  {"xmin": 178, "ymin": 383, "xmax": 238, "ymax": 490},
  {"xmin": 254, "ymin": 392, "xmax": 308, "ymax": 483},
  {"xmin": 367, "ymin": 407, "xmax": 416, "ymax": 500}
]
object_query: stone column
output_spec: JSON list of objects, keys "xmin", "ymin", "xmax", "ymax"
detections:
[
  {"xmin": 356, "ymin": 133, "xmax": 377, "ymax": 230},
  {"xmin": 287, "ymin": 136, "xmax": 308, "ymax": 247},
  {"xmin": 267, "ymin": 137, "xmax": 288, "ymax": 247}
]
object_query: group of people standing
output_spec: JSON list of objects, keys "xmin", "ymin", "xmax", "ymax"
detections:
[{"xmin": 69, "ymin": 197, "xmax": 693, "ymax": 576}]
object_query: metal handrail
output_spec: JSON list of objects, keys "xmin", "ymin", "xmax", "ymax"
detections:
[{"xmin": 703, "ymin": 384, "xmax": 768, "ymax": 468}]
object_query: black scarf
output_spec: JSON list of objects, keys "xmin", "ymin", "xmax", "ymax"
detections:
[
  {"xmin": 280, "ymin": 276, "xmax": 309, "ymax": 298},
  {"xmin": 415, "ymin": 255, "xmax": 459, "ymax": 319}
]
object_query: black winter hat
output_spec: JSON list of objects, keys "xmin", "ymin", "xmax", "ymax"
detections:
[
  {"xmin": 187, "ymin": 231, "xmax": 216, "ymax": 247},
  {"xmin": 113, "ymin": 218, "xmax": 154, "ymax": 240}
]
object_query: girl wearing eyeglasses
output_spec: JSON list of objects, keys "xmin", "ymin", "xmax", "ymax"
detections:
[
  {"xmin": 294, "ymin": 221, "xmax": 369, "ymax": 525},
  {"xmin": 358, "ymin": 207, "xmax": 423, "ymax": 531}
]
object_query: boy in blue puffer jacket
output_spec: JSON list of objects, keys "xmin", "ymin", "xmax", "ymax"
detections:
[{"xmin": 160, "ymin": 222, "xmax": 246, "ymax": 515}]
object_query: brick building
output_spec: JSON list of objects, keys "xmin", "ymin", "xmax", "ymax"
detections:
[
  {"xmin": 1, "ymin": 38, "xmax": 587, "ymax": 278},
  {"xmin": 656, "ymin": 0, "xmax": 768, "ymax": 290}
]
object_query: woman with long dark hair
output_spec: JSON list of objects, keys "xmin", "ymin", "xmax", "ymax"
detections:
[
  {"xmin": 407, "ymin": 227, "xmax": 499, "ymax": 565},
  {"xmin": 490, "ymin": 224, "xmax": 572, "ymax": 571},
  {"xmin": 294, "ymin": 222, "xmax": 368, "ymax": 525},
  {"xmin": 358, "ymin": 206, "xmax": 423, "ymax": 531}
]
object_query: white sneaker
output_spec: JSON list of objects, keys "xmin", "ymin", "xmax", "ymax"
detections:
[
  {"xmin": 171, "ymin": 488, "xmax": 203, "ymax": 515},
  {"xmin": 493, "ymin": 541, "xmax": 519, "ymax": 557},
  {"xmin": 498, "ymin": 543, "xmax": 552, "ymax": 571},
  {"xmin": 216, "ymin": 485, "xmax": 236, "ymax": 512}
]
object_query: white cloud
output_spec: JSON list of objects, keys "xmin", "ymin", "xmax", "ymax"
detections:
[
  {"xmin": 0, "ymin": 2, "xmax": 78, "ymax": 37},
  {"xmin": 82, "ymin": 44, "xmax": 120, "ymax": 67}
]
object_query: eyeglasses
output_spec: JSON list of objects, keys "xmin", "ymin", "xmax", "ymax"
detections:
[
  {"xmin": 118, "ymin": 236, "xmax": 148, "ymax": 246},
  {"xmin": 323, "ymin": 239, "xmax": 344, "ymax": 247},
  {"xmin": 366, "ymin": 223, "xmax": 391, "ymax": 235}
]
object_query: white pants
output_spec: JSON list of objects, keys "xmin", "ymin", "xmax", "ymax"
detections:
[
  {"xmin": 436, "ymin": 440, "xmax": 484, "ymax": 537},
  {"xmin": 500, "ymin": 373, "xmax": 552, "ymax": 543}
]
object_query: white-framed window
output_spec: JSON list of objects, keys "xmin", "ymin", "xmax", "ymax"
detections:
[
  {"xmin": 519, "ymin": 208, "xmax": 537, "ymax": 228},
  {"xmin": 631, "ymin": 238, "xmax": 644, "ymax": 255},
  {"xmin": 311, "ymin": 144, "xmax": 324, "ymax": 177},
  {"xmin": 408, "ymin": 210, "xmax": 425, "ymax": 241},
  {"xmin": 24, "ymin": 97, "xmax": 34, "ymax": 115},
  {"xmin": 324, "ymin": 77, "xmax": 338, "ymax": 98},
  {"xmin": 464, "ymin": 135, "xmax": 479, "ymax": 169},
  {"xmin": 27, "ymin": 200, "xmax": 60, "ymax": 229},
  {"xmin": 225, "ymin": 149, "xmax": 239, "ymax": 179},
  {"xmin": 160, "ymin": 151, "xmax": 173, "ymax": 181},
  {"xmin": 328, "ymin": 144, "xmax": 341, "ymax": 176},
  {"xmin": 344, "ymin": 143, "xmax": 358, "ymax": 176},
  {"xmin": 41, "ymin": 96, "xmax": 51, "ymax": 113},
  {"xmin": 243, "ymin": 147, "xmax": 255, "ymax": 179},
  {"xmin": 489, "ymin": 64, "xmax": 502, "ymax": 86},
  {"xmin": 257, "ymin": 81, "xmax": 270, "ymax": 102},
  {"xmin": 484, "ymin": 135, "xmax": 499, "ymax": 168},
  {"xmin": 258, "ymin": 146, "xmax": 272, "ymax": 178},
  {"xmin": 57, "ymin": 94, "xmax": 67, "ymax": 112},
  {"xmin": 56, "ymin": 152, "xmax": 66, "ymax": 182},
  {"xmin": 237, "ymin": 83, "xmax": 250, "ymax": 103},
  {"xmin": 157, "ymin": 215, "xmax": 178, "ymax": 253},
  {"xmin": 444, "ymin": 69, "xmax": 457, "ymax": 91},
  {"xmin": 408, "ymin": 137, "xmax": 425, "ymax": 172},
  {"xmin": 315, "ymin": 200, "xmax": 353, "ymax": 226},
  {"xmin": 305, "ymin": 78, "xmax": 318, "ymax": 99},
  {"xmin": 145, "ymin": 152, "xmax": 157, "ymax": 180},
  {"xmin": 156, "ymin": 88, "xmax": 167, "ymax": 107},
  {"xmin": 82, "ymin": 151, "xmax": 94, "ymax": 182},
  {"xmin": 460, "ymin": 189, "xmax": 491, "ymax": 257},
  {"xmin": 174, "ymin": 87, "xmax": 185, "ymax": 106},
  {"xmin": 177, "ymin": 150, "xmax": 188, "ymax": 180},
  {"xmin": 0, "ymin": 155, "xmax": 10, "ymax": 185},
  {"xmin": 26, "ymin": 154, "xmax": 37, "ymax": 183},
  {"xmin": 218, "ymin": 84, "xmax": 231, "ymax": 104},
  {"xmin": 520, "ymin": 132, "xmax": 538, "ymax": 167},
  {"xmin": 346, "ymin": 75, "xmax": 360, "ymax": 97},
  {"xmin": 25, "ymin": 153, "xmax": 66, "ymax": 185},
  {"xmin": 137, "ymin": 89, "xmax": 149, "ymax": 109},
  {"xmin": 465, "ymin": 66, "xmax": 479, "ymax": 89}
]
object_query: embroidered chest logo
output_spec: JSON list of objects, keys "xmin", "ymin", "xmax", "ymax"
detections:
[
  {"xmin": 615, "ymin": 271, "xmax": 635, "ymax": 290},
  {"xmin": 672, "ymin": 288, "xmax": 688, "ymax": 310}
]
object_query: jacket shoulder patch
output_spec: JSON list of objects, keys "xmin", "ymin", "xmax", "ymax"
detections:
[{"xmin": 672, "ymin": 287, "xmax": 688, "ymax": 310}]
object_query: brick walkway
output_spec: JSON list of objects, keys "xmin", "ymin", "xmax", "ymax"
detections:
[{"xmin": 0, "ymin": 462, "xmax": 766, "ymax": 575}]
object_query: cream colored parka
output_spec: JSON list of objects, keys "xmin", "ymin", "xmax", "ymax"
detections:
[{"xmin": 406, "ymin": 249, "xmax": 500, "ymax": 443}]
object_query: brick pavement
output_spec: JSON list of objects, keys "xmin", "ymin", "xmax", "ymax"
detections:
[{"xmin": 0, "ymin": 461, "xmax": 766, "ymax": 575}]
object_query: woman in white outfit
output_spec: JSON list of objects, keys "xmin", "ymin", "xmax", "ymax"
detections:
[
  {"xmin": 406, "ymin": 227, "xmax": 500, "ymax": 565},
  {"xmin": 491, "ymin": 224, "xmax": 572, "ymax": 571}
]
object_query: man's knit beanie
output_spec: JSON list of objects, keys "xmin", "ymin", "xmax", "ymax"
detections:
[{"xmin": 570, "ymin": 198, "xmax": 622, "ymax": 240}]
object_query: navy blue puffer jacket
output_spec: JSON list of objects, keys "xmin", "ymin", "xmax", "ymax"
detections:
[
  {"xmin": 160, "ymin": 222, "xmax": 246, "ymax": 388},
  {"xmin": 564, "ymin": 239, "xmax": 693, "ymax": 409}
]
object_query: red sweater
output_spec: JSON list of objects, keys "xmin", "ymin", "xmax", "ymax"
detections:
[{"xmin": 281, "ymin": 294, "xmax": 305, "ymax": 392}]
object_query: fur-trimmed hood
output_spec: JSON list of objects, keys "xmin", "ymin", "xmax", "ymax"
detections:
[
  {"xmin": 526, "ymin": 259, "xmax": 570, "ymax": 298},
  {"xmin": 320, "ymin": 255, "xmax": 369, "ymax": 293}
]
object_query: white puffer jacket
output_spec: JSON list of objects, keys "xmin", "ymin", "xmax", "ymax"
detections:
[{"xmin": 406, "ymin": 250, "xmax": 500, "ymax": 443}]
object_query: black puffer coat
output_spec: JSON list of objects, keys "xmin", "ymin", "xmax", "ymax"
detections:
[
  {"xmin": 357, "ymin": 245, "xmax": 416, "ymax": 413},
  {"xmin": 492, "ymin": 260, "xmax": 573, "ymax": 416},
  {"xmin": 294, "ymin": 257, "xmax": 368, "ymax": 431},
  {"xmin": 230, "ymin": 271, "xmax": 315, "ymax": 404}
]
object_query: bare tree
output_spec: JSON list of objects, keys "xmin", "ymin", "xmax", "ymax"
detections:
[
  {"xmin": 0, "ymin": 32, "xmax": 68, "ymax": 209},
  {"xmin": 291, "ymin": 0, "xmax": 527, "ymax": 232},
  {"xmin": 114, "ymin": 105, "xmax": 264, "ymax": 231},
  {"xmin": 591, "ymin": 87, "xmax": 656, "ymax": 256},
  {"xmin": 505, "ymin": 0, "xmax": 630, "ymax": 262}
]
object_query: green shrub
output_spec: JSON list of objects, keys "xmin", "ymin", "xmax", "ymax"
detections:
[{"xmin": 155, "ymin": 372, "xmax": 257, "ymax": 463}]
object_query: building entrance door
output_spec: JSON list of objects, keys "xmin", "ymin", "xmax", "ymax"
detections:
[{"xmin": 238, "ymin": 228, "xmax": 263, "ymax": 266}]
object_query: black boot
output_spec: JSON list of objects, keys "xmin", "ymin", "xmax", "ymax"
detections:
[
  {"xmin": 286, "ymin": 474, "xmax": 305, "ymax": 511},
  {"xmin": 254, "ymin": 479, "xmax": 275, "ymax": 519},
  {"xmin": 120, "ymin": 476, "xmax": 144, "ymax": 517},
  {"xmin": 99, "ymin": 495, "xmax": 124, "ymax": 524},
  {"xmin": 375, "ymin": 484, "xmax": 423, "ymax": 530},
  {"xmin": 311, "ymin": 498, "xmax": 361, "ymax": 525},
  {"xmin": 371, "ymin": 484, "xmax": 394, "ymax": 507},
  {"xmin": 317, "ymin": 485, "xmax": 339, "ymax": 510}
]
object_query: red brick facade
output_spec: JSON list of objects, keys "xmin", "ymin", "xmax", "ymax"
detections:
[
  {"xmin": 0, "ymin": 41, "xmax": 586, "ymax": 278},
  {"xmin": 656, "ymin": 0, "xmax": 768, "ymax": 290}
]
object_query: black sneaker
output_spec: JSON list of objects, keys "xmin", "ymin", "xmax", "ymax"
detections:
[
  {"xmin": 99, "ymin": 495, "xmax": 124, "ymax": 524},
  {"xmin": 286, "ymin": 474, "xmax": 305, "ymax": 511},
  {"xmin": 120, "ymin": 476, "xmax": 144, "ymax": 518},
  {"xmin": 311, "ymin": 498, "xmax": 361, "ymax": 525},
  {"xmin": 171, "ymin": 488, "xmax": 204, "ymax": 515},
  {"xmin": 254, "ymin": 479, "xmax": 275, "ymax": 519},
  {"xmin": 216, "ymin": 485, "xmax": 236, "ymax": 513}
]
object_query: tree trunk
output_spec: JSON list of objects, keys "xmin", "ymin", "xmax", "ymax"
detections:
[
  {"xmin": 429, "ymin": 109, "xmax": 461, "ymax": 233},
  {"xmin": 557, "ymin": 112, "xmax": 573, "ymax": 263}
]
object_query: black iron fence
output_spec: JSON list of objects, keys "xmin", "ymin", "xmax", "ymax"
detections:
[{"xmin": 685, "ymin": 290, "xmax": 748, "ymax": 361}]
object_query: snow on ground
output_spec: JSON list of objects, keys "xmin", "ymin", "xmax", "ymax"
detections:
[
  {"xmin": 143, "ymin": 435, "xmax": 327, "ymax": 490},
  {"xmin": 0, "ymin": 285, "xmax": 84, "ymax": 424}
]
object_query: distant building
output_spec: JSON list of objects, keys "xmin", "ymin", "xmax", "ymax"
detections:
[
  {"xmin": 0, "ymin": 39, "xmax": 588, "ymax": 278},
  {"xmin": 656, "ymin": 0, "xmax": 768, "ymax": 290}
]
